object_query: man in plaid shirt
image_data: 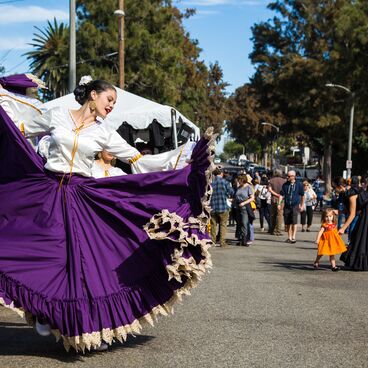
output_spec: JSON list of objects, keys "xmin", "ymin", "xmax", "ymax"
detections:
[{"xmin": 210, "ymin": 168, "xmax": 234, "ymax": 247}]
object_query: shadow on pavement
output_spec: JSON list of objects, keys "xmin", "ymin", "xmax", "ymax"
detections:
[
  {"xmin": 0, "ymin": 324, "xmax": 154, "ymax": 362},
  {"xmin": 261, "ymin": 261, "xmax": 324, "ymax": 271}
]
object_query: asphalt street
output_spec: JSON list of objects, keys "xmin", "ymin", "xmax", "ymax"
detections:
[{"xmin": 1, "ymin": 216, "xmax": 368, "ymax": 368}]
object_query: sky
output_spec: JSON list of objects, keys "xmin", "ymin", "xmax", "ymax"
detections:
[{"xmin": 0, "ymin": 0, "xmax": 273, "ymax": 94}]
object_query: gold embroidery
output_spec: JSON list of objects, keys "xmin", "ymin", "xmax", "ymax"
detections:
[
  {"xmin": 19, "ymin": 122, "xmax": 25, "ymax": 136},
  {"xmin": 0, "ymin": 128, "xmax": 217, "ymax": 353},
  {"xmin": 129, "ymin": 153, "xmax": 142, "ymax": 164}
]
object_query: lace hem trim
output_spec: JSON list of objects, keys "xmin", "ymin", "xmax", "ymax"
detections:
[{"xmin": 0, "ymin": 128, "xmax": 216, "ymax": 352}]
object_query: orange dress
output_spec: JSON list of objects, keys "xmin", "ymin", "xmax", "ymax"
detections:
[{"xmin": 318, "ymin": 223, "xmax": 347, "ymax": 256}]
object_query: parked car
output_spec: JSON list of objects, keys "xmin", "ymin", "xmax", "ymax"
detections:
[
  {"xmin": 249, "ymin": 165, "xmax": 267, "ymax": 176},
  {"xmin": 214, "ymin": 157, "xmax": 221, "ymax": 164},
  {"xmin": 227, "ymin": 159, "xmax": 238, "ymax": 166},
  {"xmin": 246, "ymin": 163, "xmax": 257, "ymax": 171}
]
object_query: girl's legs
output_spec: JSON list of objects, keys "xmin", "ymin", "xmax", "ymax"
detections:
[
  {"xmin": 314, "ymin": 254, "xmax": 322, "ymax": 268},
  {"xmin": 329, "ymin": 255, "xmax": 340, "ymax": 271}
]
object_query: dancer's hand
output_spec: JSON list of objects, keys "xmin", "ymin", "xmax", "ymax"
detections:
[{"xmin": 338, "ymin": 227, "xmax": 345, "ymax": 235}]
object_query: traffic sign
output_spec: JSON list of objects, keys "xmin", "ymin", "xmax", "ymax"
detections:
[{"xmin": 346, "ymin": 160, "xmax": 352, "ymax": 169}]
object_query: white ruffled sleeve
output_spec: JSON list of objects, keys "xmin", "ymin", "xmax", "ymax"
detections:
[
  {"xmin": 104, "ymin": 130, "xmax": 195, "ymax": 174},
  {"xmin": 104, "ymin": 130, "xmax": 142, "ymax": 165},
  {"xmin": 0, "ymin": 88, "xmax": 44, "ymax": 134},
  {"xmin": 25, "ymin": 107, "xmax": 53, "ymax": 137},
  {"xmin": 131, "ymin": 141, "xmax": 194, "ymax": 174}
]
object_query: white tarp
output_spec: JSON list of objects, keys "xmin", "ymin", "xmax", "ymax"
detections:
[{"xmin": 44, "ymin": 87, "xmax": 200, "ymax": 138}]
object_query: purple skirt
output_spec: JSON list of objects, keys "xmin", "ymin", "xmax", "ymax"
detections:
[{"xmin": 0, "ymin": 106, "xmax": 214, "ymax": 351}]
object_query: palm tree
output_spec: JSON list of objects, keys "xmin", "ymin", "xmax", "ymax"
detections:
[{"xmin": 25, "ymin": 18, "xmax": 69, "ymax": 100}]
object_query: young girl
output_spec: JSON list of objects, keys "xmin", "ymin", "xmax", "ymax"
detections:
[{"xmin": 314, "ymin": 208, "xmax": 347, "ymax": 271}]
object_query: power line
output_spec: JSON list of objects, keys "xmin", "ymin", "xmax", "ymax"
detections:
[
  {"xmin": 0, "ymin": 0, "xmax": 24, "ymax": 4},
  {"xmin": 6, "ymin": 59, "xmax": 27, "ymax": 73},
  {"xmin": 0, "ymin": 49, "xmax": 13, "ymax": 64},
  {"xmin": 48, "ymin": 51, "xmax": 118, "ymax": 70}
]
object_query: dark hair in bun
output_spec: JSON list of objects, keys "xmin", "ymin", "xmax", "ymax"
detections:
[{"xmin": 73, "ymin": 79, "xmax": 116, "ymax": 105}]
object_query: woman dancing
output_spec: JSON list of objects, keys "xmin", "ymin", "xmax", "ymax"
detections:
[{"xmin": 0, "ymin": 79, "xmax": 214, "ymax": 352}]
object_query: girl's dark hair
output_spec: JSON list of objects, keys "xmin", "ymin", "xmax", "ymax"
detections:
[{"xmin": 73, "ymin": 79, "xmax": 116, "ymax": 105}]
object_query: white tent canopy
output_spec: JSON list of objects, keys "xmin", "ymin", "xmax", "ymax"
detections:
[{"xmin": 44, "ymin": 87, "xmax": 200, "ymax": 139}]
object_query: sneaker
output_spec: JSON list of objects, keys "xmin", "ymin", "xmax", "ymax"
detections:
[
  {"xmin": 301, "ymin": 229, "xmax": 305, "ymax": 232},
  {"xmin": 95, "ymin": 342, "xmax": 109, "ymax": 352},
  {"xmin": 306, "ymin": 229, "xmax": 311, "ymax": 232},
  {"xmin": 35, "ymin": 319, "xmax": 51, "ymax": 337},
  {"xmin": 260, "ymin": 228, "xmax": 265, "ymax": 232},
  {"xmin": 246, "ymin": 241, "xmax": 253, "ymax": 246}
]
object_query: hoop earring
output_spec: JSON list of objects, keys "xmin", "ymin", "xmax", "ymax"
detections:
[{"xmin": 89, "ymin": 101, "xmax": 97, "ymax": 112}]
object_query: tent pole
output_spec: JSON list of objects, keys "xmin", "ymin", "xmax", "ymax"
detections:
[{"xmin": 171, "ymin": 109, "xmax": 178, "ymax": 149}]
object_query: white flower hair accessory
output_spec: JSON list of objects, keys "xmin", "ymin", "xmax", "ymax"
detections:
[{"xmin": 79, "ymin": 75, "xmax": 93, "ymax": 86}]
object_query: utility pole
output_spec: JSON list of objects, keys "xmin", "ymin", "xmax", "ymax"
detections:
[
  {"xmin": 68, "ymin": 0, "xmax": 76, "ymax": 92},
  {"xmin": 115, "ymin": 1, "xmax": 125, "ymax": 89}
]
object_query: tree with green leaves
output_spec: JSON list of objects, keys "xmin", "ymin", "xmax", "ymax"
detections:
[
  {"xmin": 247, "ymin": 0, "xmax": 368, "ymax": 187},
  {"xmin": 25, "ymin": 0, "xmax": 227, "ymax": 135},
  {"xmin": 196, "ymin": 62, "xmax": 229, "ymax": 134},
  {"xmin": 227, "ymin": 83, "xmax": 284, "ymax": 167},
  {"xmin": 222, "ymin": 140, "xmax": 244, "ymax": 160},
  {"xmin": 25, "ymin": 18, "xmax": 69, "ymax": 99}
]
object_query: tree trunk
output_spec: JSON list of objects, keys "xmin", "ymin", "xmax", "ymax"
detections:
[
  {"xmin": 262, "ymin": 149, "xmax": 268, "ymax": 168},
  {"xmin": 323, "ymin": 140, "xmax": 332, "ymax": 194}
]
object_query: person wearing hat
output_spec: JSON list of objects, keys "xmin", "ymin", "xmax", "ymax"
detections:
[
  {"xmin": 278, "ymin": 170, "xmax": 305, "ymax": 243},
  {"xmin": 0, "ymin": 74, "xmax": 46, "ymax": 149}
]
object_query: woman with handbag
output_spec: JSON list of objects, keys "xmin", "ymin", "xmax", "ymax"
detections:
[{"xmin": 235, "ymin": 175, "xmax": 255, "ymax": 246}]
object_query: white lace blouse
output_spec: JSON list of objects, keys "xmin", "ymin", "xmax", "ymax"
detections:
[{"xmin": 25, "ymin": 106, "xmax": 191, "ymax": 177}]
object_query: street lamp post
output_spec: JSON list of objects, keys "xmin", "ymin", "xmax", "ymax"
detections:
[
  {"xmin": 68, "ymin": 0, "xmax": 76, "ymax": 92},
  {"xmin": 261, "ymin": 122, "xmax": 280, "ymax": 171},
  {"xmin": 114, "ymin": 1, "xmax": 125, "ymax": 89},
  {"xmin": 325, "ymin": 83, "xmax": 355, "ymax": 178}
]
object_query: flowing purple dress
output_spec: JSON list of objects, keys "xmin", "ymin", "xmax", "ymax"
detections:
[{"xmin": 0, "ymin": 103, "xmax": 214, "ymax": 351}]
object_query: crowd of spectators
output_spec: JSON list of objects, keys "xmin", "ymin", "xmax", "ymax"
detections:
[{"xmin": 209, "ymin": 167, "xmax": 368, "ymax": 271}]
